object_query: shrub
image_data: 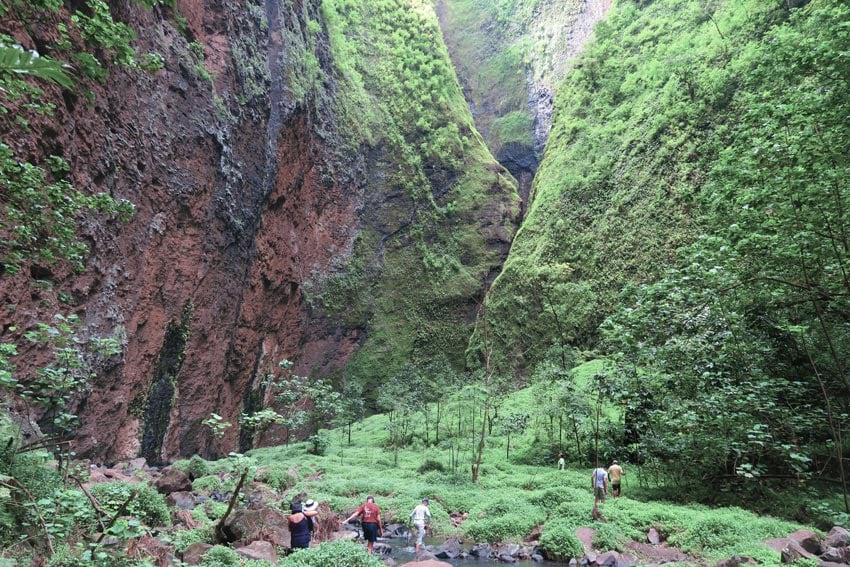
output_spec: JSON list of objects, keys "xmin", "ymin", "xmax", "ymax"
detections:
[
  {"xmin": 255, "ymin": 465, "xmax": 296, "ymax": 491},
  {"xmin": 192, "ymin": 475, "xmax": 234, "ymax": 494},
  {"xmin": 463, "ymin": 497, "xmax": 545, "ymax": 542},
  {"xmin": 170, "ymin": 525, "xmax": 214, "ymax": 552},
  {"xmin": 417, "ymin": 459, "xmax": 446, "ymax": 474},
  {"xmin": 199, "ymin": 545, "xmax": 240, "ymax": 567},
  {"xmin": 279, "ymin": 540, "xmax": 385, "ymax": 567},
  {"xmin": 539, "ymin": 518, "xmax": 584, "ymax": 560},
  {"xmin": 592, "ymin": 522, "xmax": 627, "ymax": 551},
  {"xmin": 671, "ymin": 514, "xmax": 747, "ymax": 554},
  {"xmin": 88, "ymin": 481, "xmax": 170, "ymax": 526}
]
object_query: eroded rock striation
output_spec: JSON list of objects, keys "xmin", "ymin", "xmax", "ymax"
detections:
[{"xmin": 0, "ymin": 0, "xmax": 519, "ymax": 462}]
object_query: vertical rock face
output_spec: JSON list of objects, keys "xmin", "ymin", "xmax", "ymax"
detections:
[
  {"xmin": 0, "ymin": 0, "xmax": 519, "ymax": 462},
  {"xmin": 434, "ymin": 0, "xmax": 613, "ymax": 206}
]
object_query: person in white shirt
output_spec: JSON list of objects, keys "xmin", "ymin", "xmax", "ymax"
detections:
[
  {"xmin": 591, "ymin": 465, "xmax": 608, "ymax": 504},
  {"xmin": 408, "ymin": 498, "xmax": 432, "ymax": 553}
]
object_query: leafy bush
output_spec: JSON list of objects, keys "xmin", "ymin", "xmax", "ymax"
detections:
[
  {"xmin": 170, "ymin": 526, "xmax": 214, "ymax": 552},
  {"xmin": 279, "ymin": 540, "xmax": 385, "ymax": 567},
  {"xmin": 528, "ymin": 486, "xmax": 586, "ymax": 508},
  {"xmin": 592, "ymin": 522, "xmax": 627, "ymax": 552},
  {"xmin": 539, "ymin": 518, "xmax": 584, "ymax": 560},
  {"xmin": 672, "ymin": 514, "xmax": 747, "ymax": 554},
  {"xmin": 88, "ymin": 481, "xmax": 170, "ymax": 527},
  {"xmin": 192, "ymin": 475, "xmax": 233, "ymax": 494},
  {"xmin": 463, "ymin": 497, "xmax": 545, "ymax": 542},
  {"xmin": 199, "ymin": 545, "xmax": 240, "ymax": 567},
  {"xmin": 255, "ymin": 465, "xmax": 296, "ymax": 491},
  {"xmin": 417, "ymin": 459, "xmax": 446, "ymax": 474},
  {"xmin": 171, "ymin": 455, "xmax": 209, "ymax": 479}
]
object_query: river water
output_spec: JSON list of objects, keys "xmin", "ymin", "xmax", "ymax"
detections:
[{"xmin": 380, "ymin": 534, "xmax": 562, "ymax": 566}]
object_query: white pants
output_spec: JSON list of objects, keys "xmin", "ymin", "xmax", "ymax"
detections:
[{"xmin": 414, "ymin": 520, "xmax": 426, "ymax": 546}]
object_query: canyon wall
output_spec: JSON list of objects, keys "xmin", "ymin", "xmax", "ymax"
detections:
[{"xmin": 0, "ymin": 0, "xmax": 519, "ymax": 463}]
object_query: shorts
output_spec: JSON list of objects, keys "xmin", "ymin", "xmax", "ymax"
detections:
[
  {"xmin": 612, "ymin": 482, "xmax": 621, "ymax": 492},
  {"xmin": 363, "ymin": 522, "xmax": 379, "ymax": 542},
  {"xmin": 594, "ymin": 486, "xmax": 606, "ymax": 501}
]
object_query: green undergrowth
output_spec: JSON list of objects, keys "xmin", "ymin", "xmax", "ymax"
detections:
[
  {"xmin": 484, "ymin": 0, "xmax": 811, "ymax": 367},
  {"xmin": 246, "ymin": 432, "xmax": 809, "ymax": 564}
]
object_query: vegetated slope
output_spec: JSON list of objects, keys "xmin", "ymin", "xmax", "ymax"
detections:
[
  {"xmin": 434, "ymin": 0, "xmax": 613, "ymax": 202},
  {"xmin": 0, "ymin": 0, "xmax": 518, "ymax": 462},
  {"xmin": 310, "ymin": 0, "xmax": 520, "ymax": 408},
  {"xmin": 482, "ymin": 0, "xmax": 838, "ymax": 373}
]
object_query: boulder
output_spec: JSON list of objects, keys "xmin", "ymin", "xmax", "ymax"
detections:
[
  {"xmin": 222, "ymin": 508, "xmax": 291, "ymax": 547},
  {"xmin": 576, "ymin": 527, "xmax": 595, "ymax": 552},
  {"xmin": 374, "ymin": 542, "xmax": 393, "ymax": 556},
  {"xmin": 133, "ymin": 534, "xmax": 175, "ymax": 567},
  {"xmin": 820, "ymin": 546, "xmax": 850, "ymax": 563},
  {"xmin": 713, "ymin": 554, "xmax": 756, "ymax": 567},
  {"xmin": 235, "ymin": 540, "xmax": 277, "ymax": 562},
  {"xmin": 530, "ymin": 552, "xmax": 545, "ymax": 562},
  {"xmin": 597, "ymin": 551, "xmax": 628, "ymax": 567},
  {"xmin": 789, "ymin": 529, "xmax": 822, "ymax": 555},
  {"xmin": 181, "ymin": 542, "xmax": 213, "ymax": 565},
  {"xmin": 385, "ymin": 523, "xmax": 410, "ymax": 537},
  {"xmin": 167, "ymin": 491, "xmax": 197, "ymax": 510},
  {"xmin": 434, "ymin": 537, "xmax": 463, "ymax": 559},
  {"xmin": 647, "ymin": 527, "xmax": 661, "ymax": 545},
  {"xmin": 497, "ymin": 553, "xmax": 518, "ymax": 563},
  {"xmin": 155, "ymin": 468, "xmax": 192, "ymax": 494},
  {"xmin": 826, "ymin": 527, "xmax": 850, "ymax": 548},
  {"xmin": 400, "ymin": 561, "xmax": 453, "ymax": 567},
  {"xmin": 497, "ymin": 543, "xmax": 521, "ymax": 558},
  {"xmin": 781, "ymin": 540, "xmax": 815, "ymax": 563},
  {"xmin": 470, "ymin": 543, "xmax": 493, "ymax": 558}
]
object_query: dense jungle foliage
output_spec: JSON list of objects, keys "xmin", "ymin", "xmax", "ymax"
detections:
[
  {"xmin": 2, "ymin": 0, "xmax": 850, "ymax": 563},
  {"xmin": 478, "ymin": 0, "xmax": 850, "ymax": 514}
]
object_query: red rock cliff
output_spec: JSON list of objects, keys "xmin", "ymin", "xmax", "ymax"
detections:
[{"xmin": 0, "ymin": 0, "xmax": 519, "ymax": 464}]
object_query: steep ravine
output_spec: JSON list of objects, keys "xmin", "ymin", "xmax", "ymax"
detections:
[
  {"xmin": 434, "ymin": 0, "xmax": 613, "ymax": 207},
  {"xmin": 1, "ymin": 0, "xmax": 518, "ymax": 463}
]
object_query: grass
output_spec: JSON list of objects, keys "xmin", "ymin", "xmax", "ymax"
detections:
[{"xmin": 240, "ymin": 381, "xmax": 818, "ymax": 564}]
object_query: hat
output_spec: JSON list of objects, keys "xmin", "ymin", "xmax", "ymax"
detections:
[
  {"xmin": 612, "ymin": 460, "xmax": 618, "ymax": 464},
  {"xmin": 303, "ymin": 499, "xmax": 318, "ymax": 512},
  {"xmin": 290, "ymin": 501, "xmax": 303, "ymax": 513},
  {"xmin": 422, "ymin": 498, "xmax": 429, "ymax": 504}
]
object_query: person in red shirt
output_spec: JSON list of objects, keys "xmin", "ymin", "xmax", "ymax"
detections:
[{"xmin": 342, "ymin": 495, "xmax": 383, "ymax": 554}]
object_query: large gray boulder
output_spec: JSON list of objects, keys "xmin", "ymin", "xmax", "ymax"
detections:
[
  {"xmin": 826, "ymin": 527, "xmax": 850, "ymax": 548},
  {"xmin": 222, "ymin": 508, "xmax": 290, "ymax": 546}
]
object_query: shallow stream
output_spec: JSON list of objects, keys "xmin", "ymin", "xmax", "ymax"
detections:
[{"xmin": 379, "ymin": 535, "xmax": 562, "ymax": 566}]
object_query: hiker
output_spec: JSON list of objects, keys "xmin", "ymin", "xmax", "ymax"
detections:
[
  {"xmin": 591, "ymin": 464, "xmax": 608, "ymax": 504},
  {"xmin": 557, "ymin": 452, "xmax": 565, "ymax": 470},
  {"xmin": 288, "ymin": 499, "xmax": 319, "ymax": 550},
  {"xmin": 303, "ymin": 499, "xmax": 319, "ymax": 541},
  {"xmin": 409, "ymin": 497, "xmax": 432, "ymax": 553},
  {"xmin": 608, "ymin": 460, "xmax": 625, "ymax": 498},
  {"xmin": 342, "ymin": 495, "xmax": 383, "ymax": 554}
]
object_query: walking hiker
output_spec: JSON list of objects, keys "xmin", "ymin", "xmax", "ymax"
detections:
[
  {"xmin": 342, "ymin": 495, "xmax": 383, "ymax": 555},
  {"xmin": 288, "ymin": 499, "xmax": 319, "ymax": 550},
  {"xmin": 557, "ymin": 452, "xmax": 565, "ymax": 470},
  {"xmin": 591, "ymin": 464, "xmax": 608, "ymax": 504},
  {"xmin": 409, "ymin": 497, "xmax": 432, "ymax": 553},
  {"xmin": 607, "ymin": 460, "xmax": 625, "ymax": 498}
]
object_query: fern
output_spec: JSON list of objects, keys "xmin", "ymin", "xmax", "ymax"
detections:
[{"xmin": 0, "ymin": 44, "xmax": 73, "ymax": 88}]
